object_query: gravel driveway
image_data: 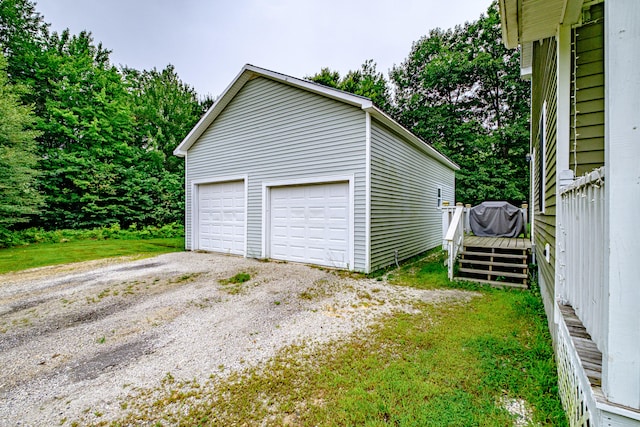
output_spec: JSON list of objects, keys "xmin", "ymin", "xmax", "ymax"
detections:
[{"xmin": 0, "ymin": 252, "xmax": 474, "ymax": 426}]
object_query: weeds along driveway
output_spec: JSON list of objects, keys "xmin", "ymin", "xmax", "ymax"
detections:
[{"xmin": 0, "ymin": 252, "xmax": 476, "ymax": 426}]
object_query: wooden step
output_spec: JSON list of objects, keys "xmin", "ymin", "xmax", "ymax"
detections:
[
  {"xmin": 565, "ymin": 326, "xmax": 592, "ymax": 340},
  {"xmin": 455, "ymin": 236, "xmax": 531, "ymax": 289},
  {"xmin": 458, "ymin": 267, "xmax": 528, "ymax": 279},
  {"xmin": 460, "ymin": 250, "xmax": 527, "ymax": 260},
  {"xmin": 458, "ymin": 259, "xmax": 527, "ymax": 268},
  {"xmin": 454, "ymin": 277, "xmax": 528, "ymax": 289},
  {"xmin": 559, "ymin": 304, "xmax": 603, "ymax": 388},
  {"xmin": 463, "ymin": 245, "xmax": 528, "ymax": 252}
]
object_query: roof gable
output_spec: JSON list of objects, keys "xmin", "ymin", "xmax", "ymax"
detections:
[{"xmin": 174, "ymin": 64, "xmax": 458, "ymax": 170}]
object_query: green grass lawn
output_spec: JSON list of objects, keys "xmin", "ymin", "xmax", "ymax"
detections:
[
  {"xmin": 0, "ymin": 237, "xmax": 184, "ymax": 274},
  {"xmin": 103, "ymin": 252, "xmax": 567, "ymax": 426}
]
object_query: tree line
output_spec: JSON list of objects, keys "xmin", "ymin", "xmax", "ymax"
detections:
[
  {"xmin": 0, "ymin": 0, "xmax": 211, "ymax": 244},
  {"xmin": 0, "ymin": 0, "xmax": 528, "ymax": 245},
  {"xmin": 307, "ymin": 2, "xmax": 530, "ymax": 207}
]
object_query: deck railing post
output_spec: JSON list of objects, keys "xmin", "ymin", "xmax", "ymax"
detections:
[
  {"xmin": 559, "ymin": 167, "xmax": 605, "ymax": 353},
  {"xmin": 443, "ymin": 205, "xmax": 464, "ymax": 281},
  {"xmin": 465, "ymin": 204, "xmax": 472, "ymax": 233},
  {"xmin": 442, "ymin": 201, "xmax": 451, "ymax": 248}
]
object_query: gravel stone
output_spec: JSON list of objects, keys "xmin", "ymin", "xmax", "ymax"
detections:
[{"xmin": 0, "ymin": 251, "xmax": 476, "ymax": 426}]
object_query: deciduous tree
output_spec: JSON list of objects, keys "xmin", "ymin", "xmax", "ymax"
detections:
[
  {"xmin": 0, "ymin": 54, "xmax": 42, "ymax": 241},
  {"xmin": 124, "ymin": 64, "xmax": 207, "ymax": 223},
  {"xmin": 1, "ymin": 0, "xmax": 209, "ymax": 230},
  {"xmin": 391, "ymin": 2, "xmax": 529, "ymax": 204},
  {"xmin": 307, "ymin": 60, "xmax": 392, "ymax": 112}
]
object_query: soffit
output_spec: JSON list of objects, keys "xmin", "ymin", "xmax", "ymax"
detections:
[{"xmin": 500, "ymin": 0, "xmax": 583, "ymax": 48}]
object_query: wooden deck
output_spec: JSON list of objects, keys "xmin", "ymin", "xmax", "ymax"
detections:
[
  {"xmin": 559, "ymin": 304, "xmax": 603, "ymax": 388},
  {"xmin": 464, "ymin": 235, "xmax": 532, "ymax": 250},
  {"xmin": 560, "ymin": 304, "xmax": 640, "ymax": 418},
  {"xmin": 456, "ymin": 235, "xmax": 532, "ymax": 288}
]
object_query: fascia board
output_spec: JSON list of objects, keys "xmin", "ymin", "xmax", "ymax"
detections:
[
  {"xmin": 243, "ymin": 64, "xmax": 374, "ymax": 109},
  {"xmin": 499, "ymin": 0, "xmax": 521, "ymax": 49}
]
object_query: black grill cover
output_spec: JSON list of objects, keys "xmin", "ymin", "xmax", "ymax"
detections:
[{"xmin": 469, "ymin": 201, "xmax": 524, "ymax": 238}]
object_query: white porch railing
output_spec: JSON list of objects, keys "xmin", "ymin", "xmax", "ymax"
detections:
[
  {"xmin": 557, "ymin": 167, "xmax": 606, "ymax": 351},
  {"xmin": 442, "ymin": 204, "xmax": 465, "ymax": 281}
]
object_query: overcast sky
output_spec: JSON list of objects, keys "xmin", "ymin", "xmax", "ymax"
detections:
[{"xmin": 35, "ymin": 0, "xmax": 493, "ymax": 98}]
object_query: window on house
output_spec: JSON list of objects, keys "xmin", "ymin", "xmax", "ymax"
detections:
[
  {"xmin": 437, "ymin": 187, "xmax": 442, "ymax": 208},
  {"xmin": 539, "ymin": 101, "xmax": 547, "ymax": 213}
]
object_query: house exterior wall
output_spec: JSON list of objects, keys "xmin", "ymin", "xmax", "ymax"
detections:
[
  {"xmin": 531, "ymin": 37, "xmax": 558, "ymax": 320},
  {"xmin": 570, "ymin": 3, "xmax": 605, "ymax": 176},
  {"xmin": 185, "ymin": 77, "xmax": 368, "ymax": 271},
  {"xmin": 369, "ymin": 120, "xmax": 455, "ymax": 272}
]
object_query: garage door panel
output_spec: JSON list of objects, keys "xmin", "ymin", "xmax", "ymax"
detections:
[
  {"xmin": 307, "ymin": 227, "xmax": 324, "ymax": 239},
  {"xmin": 290, "ymin": 207, "xmax": 306, "ymax": 219},
  {"xmin": 308, "ymin": 207, "xmax": 325, "ymax": 217},
  {"xmin": 269, "ymin": 182, "xmax": 349, "ymax": 268},
  {"xmin": 328, "ymin": 233, "xmax": 347, "ymax": 242},
  {"xmin": 272, "ymin": 226, "xmax": 287, "ymax": 236},
  {"xmin": 198, "ymin": 181, "xmax": 245, "ymax": 255},
  {"xmin": 329, "ymin": 205, "xmax": 347, "ymax": 215},
  {"xmin": 307, "ymin": 250, "xmax": 325, "ymax": 261}
]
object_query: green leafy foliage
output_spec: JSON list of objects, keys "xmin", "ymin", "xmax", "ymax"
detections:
[
  {"xmin": 306, "ymin": 59, "xmax": 392, "ymax": 111},
  {"xmin": 0, "ymin": 2, "xmax": 207, "ymax": 234},
  {"xmin": 0, "ymin": 0, "xmax": 48, "ymax": 90},
  {"xmin": 391, "ymin": 2, "xmax": 530, "ymax": 205},
  {"xmin": 307, "ymin": 3, "xmax": 530, "ymax": 206},
  {"xmin": 34, "ymin": 30, "xmax": 139, "ymax": 228},
  {"xmin": 123, "ymin": 65, "xmax": 208, "ymax": 224},
  {"xmin": 2, "ymin": 0, "xmax": 528, "ymax": 238},
  {"xmin": 124, "ymin": 65, "xmax": 206, "ymax": 173},
  {"xmin": 0, "ymin": 54, "xmax": 43, "ymax": 242},
  {"xmin": 2, "ymin": 221, "xmax": 184, "ymax": 248}
]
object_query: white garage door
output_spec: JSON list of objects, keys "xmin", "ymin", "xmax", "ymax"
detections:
[
  {"xmin": 269, "ymin": 182, "xmax": 349, "ymax": 268},
  {"xmin": 197, "ymin": 181, "xmax": 245, "ymax": 255}
]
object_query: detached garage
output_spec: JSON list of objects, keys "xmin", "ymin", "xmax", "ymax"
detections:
[{"xmin": 174, "ymin": 64, "xmax": 458, "ymax": 273}]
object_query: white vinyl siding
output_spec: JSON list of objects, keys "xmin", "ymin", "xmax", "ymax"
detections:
[
  {"xmin": 369, "ymin": 120, "xmax": 455, "ymax": 271},
  {"xmin": 185, "ymin": 77, "xmax": 367, "ymax": 270}
]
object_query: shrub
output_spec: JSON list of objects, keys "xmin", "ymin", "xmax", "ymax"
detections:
[{"xmin": 0, "ymin": 222, "xmax": 184, "ymax": 248}]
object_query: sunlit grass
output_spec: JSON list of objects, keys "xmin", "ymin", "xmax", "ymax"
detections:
[{"xmin": 0, "ymin": 237, "xmax": 184, "ymax": 274}]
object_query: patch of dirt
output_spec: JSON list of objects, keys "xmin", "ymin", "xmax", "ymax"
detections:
[
  {"xmin": 0, "ymin": 252, "xmax": 478, "ymax": 426},
  {"xmin": 113, "ymin": 262, "xmax": 164, "ymax": 272},
  {"xmin": 0, "ymin": 256, "xmax": 143, "ymax": 285},
  {"xmin": 68, "ymin": 336, "xmax": 158, "ymax": 383}
]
